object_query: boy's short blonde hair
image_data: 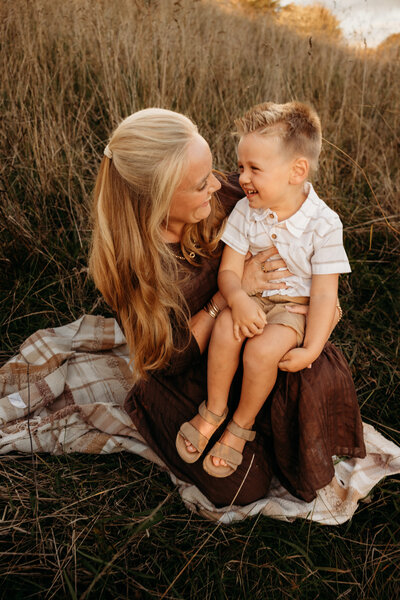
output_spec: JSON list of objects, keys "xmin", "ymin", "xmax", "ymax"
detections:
[{"xmin": 234, "ymin": 101, "xmax": 322, "ymax": 172}]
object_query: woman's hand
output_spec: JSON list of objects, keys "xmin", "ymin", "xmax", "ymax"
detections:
[
  {"xmin": 286, "ymin": 301, "xmax": 342, "ymax": 334},
  {"xmin": 241, "ymin": 248, "xmax": 292, "ymax": 295}
]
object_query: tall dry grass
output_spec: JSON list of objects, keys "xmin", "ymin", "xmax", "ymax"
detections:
[
  {"xmin": 1, "ymin": 0, "xmax": 398, "ymax": 360},
  {"xmin": 0, "ymin": 1, "xmax": 399, "ymax": 598},
  {"xmin": 1, "ymin": 0, "xmax": 399, "ymax": 215}
]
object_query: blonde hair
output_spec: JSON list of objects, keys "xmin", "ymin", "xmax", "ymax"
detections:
[
  {"xmin": 234, "ymin": 101, "xmax": 322, "ymax": 172},
  {"xmin": 89, "ymin": 108, "xmax": 225, "ymax": 382}
]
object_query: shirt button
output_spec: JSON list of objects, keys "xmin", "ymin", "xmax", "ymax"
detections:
[{"xmin": 271, "ymin": 233, "xmax": 277, "ymax": 239}]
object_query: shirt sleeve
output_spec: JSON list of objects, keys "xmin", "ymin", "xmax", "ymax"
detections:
[
  {"xmin": 220, "ymin": 198, "xmax": 250, "ymax": 256},
  {"xmin": 311, "ymin": 215, "xmax": 351, "ymax": 275}
]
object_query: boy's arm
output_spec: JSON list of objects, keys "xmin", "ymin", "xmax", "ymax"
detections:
[
  {"xmin": 278, "ymin": 274, "xmax": 338, "ymax": 372},
  {"xmin": 285, "ymin": 299, "xmax": 341, "ymax": 334},
  {"xmin": 218, "ymin": 244, "xmax": 246, "ymax": 304},
  {"xmin": 219, "ymin": 245, "xmax": 267, "ymax": 340}
]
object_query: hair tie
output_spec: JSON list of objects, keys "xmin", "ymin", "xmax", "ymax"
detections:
[{"xmin": 104, "ymin": 145, "xmax": 113, "ymax": 159}]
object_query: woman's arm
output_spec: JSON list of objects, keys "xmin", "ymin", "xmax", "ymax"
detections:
[
  {"xmin": 189, "ymin": 247, "xmax": 288, "ymax": 352},
  {"xmin": 189, "ymin": 289, "xmax": 227, "ymax": 354}
]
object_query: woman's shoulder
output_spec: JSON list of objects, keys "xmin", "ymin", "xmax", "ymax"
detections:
[{"xmin": 215, "ymin": 171, "xmax": 243, "ymax": 215}]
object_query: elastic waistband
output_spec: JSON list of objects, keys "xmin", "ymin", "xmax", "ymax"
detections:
[{"xmin": 256, "ymin": 293, "xmax": 309, "ymax": 305}]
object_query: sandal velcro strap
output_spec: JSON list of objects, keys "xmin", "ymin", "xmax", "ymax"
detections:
[
  {"xmin": 198, "ymin": 401, "xmax": 228, "ymax": 426},
  {"xmin": 179, "ymin": 421, "xmax": 209, "ymax": 453},
  {"xmin": 226, "ymin": 420, "xmax": 256, "ymax": 442},
  {"xmin": 211, "ymin": 441, "xmax": 243, "ymax": 467}
]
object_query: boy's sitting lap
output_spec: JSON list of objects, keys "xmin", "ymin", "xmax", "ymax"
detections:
[
  {"xmin": 215, "ymin": 303, "xmax": 302, "ymax": 364},
  {"xmin": 251, "ymin": 294, "xmax": 306, "ymax": 347}
]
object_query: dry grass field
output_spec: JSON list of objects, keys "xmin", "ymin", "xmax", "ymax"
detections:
[{"xmin": 0, "ymin": 0, "xmax": 399, "ymax": 598}]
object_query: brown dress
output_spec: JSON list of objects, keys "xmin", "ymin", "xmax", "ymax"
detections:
[{"xmin": 124, "ymin": 174, "xmax": 366, "ymax": 507}]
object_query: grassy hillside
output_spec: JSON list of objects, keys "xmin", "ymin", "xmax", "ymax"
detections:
[{"xmin": 0, "ymin": 0, "xmax": 399, "ymax": 598}]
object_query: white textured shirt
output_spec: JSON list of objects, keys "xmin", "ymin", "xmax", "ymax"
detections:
[{"xmin": 221, "ymin": 182, "xmax": 351, "ymax": 298}]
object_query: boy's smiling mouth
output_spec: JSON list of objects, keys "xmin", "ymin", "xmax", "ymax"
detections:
[{"xmin": 243, "ymin": 187, "xmax": 258, "ymax": 197}]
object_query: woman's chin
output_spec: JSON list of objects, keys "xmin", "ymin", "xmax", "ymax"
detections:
[{"xmin": 193, "ymin": 204, "xmax": 211, "ymax": 221}]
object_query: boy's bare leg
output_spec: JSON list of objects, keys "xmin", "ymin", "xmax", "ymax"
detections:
[
  {"xmin": 185, "ymin": 307, "xmax": 243, "ymax": 453},
  {"xmin": 211, "ymin": 323, "xmax": 297, "ymax": 467}
]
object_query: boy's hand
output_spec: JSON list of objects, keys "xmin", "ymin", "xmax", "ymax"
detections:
[
  {"xmin": 278, "ymin": 347, "xmax": 315, "ymax": 372},
  {"xmin": 231, "ymin": 294, "xmax": 267, "ymax": 341}
]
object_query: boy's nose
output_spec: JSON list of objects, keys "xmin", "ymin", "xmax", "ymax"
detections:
[{"xmin": 239, "ymin": 171, "xmax": 250, "ymax": 185}]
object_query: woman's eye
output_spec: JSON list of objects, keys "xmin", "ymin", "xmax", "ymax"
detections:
[{"xmin": 198, "ymin": 181, "xmax": 207, "ymax": 191}]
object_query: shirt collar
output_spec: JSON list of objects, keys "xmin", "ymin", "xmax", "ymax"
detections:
[
  {"xmin": 284, "ymin": 182, "xmax": 317, "ymax": 238},
  {"xmin": 247, "ymin": 182, "xmax": 319, "ymax": 235},
  {"xmin": 249, "ymin": 208, "xmax": 271, "ymax": 223}
]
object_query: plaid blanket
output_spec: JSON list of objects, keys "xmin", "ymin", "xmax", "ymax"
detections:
[{"xmin": 1, "ymin": 315, "xmax": 399, "ymax": 524}]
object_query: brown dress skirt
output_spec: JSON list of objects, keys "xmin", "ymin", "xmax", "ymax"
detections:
[{"xmin": 124, "ymin": 175, "xmax": 366, "ymax": 507}]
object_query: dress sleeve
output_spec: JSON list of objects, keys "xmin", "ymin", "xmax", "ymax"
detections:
[{"xmin": 157, "ymin": 323, "xmax": 202, "ymax": 377}]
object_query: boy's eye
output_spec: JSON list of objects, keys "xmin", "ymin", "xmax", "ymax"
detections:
[
  {"xmin": 238, "ymin": 165, "xmax": 243, "ymax": 171},
  {"xmin": 251, "ymin": 166, "xmax": 259, "ymax": 171}
]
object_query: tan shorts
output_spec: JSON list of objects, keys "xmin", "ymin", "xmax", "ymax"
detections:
[{"xmin": 252, "ymin": 294, "xmax": 309, "ymax": 346}]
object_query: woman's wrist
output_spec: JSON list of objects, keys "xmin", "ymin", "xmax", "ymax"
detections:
[
  {"xmin": 212, "ymin": 291, "xmax": 227, "ymax": 311},
  {"xmin": 203, "ymin": 298, "xmax": 220, "ymax": 319},
  {"xmin": 203, "ymin": 291, "xmax": 227, "ymax": 319}
]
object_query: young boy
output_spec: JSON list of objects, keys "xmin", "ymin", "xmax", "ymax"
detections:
[{"xmin": 199, "ymin": 101, "xmax": 351, "ymax": 477}]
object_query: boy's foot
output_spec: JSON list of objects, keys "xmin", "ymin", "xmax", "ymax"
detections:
[
  {"xmin": 208, "ymin": 417, "xmax": 256, "ymax": 467},
  {"xmin": 184, "ymin": 414, "xmax": 218, "ymax": 453},
  {"xmin": 207, "ymin": 426, "xmax": 247, "ymax": 467},
  {"xmin": 184, "ymin": 405, "xmax": 226, "ymax": 454},
  {"xmin": 203, "ymin": 420, "xmax": 256, "ymax": 478},
  {"xmin": 176, "ymin": 401, "xmax": 227, "ymax": 464}
]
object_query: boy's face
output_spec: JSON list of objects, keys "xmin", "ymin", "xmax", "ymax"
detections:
[{"xmin": 237, "ymin": 132, "xmax": 297, "ymax": 211}]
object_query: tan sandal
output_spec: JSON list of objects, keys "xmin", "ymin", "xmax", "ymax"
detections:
[
  {"xmin": 202, "ymin": 420, "xmax": 256, "ymax": 478},
  {"xmin": 175, "ymin": 401, "xmax": 228, "ymax": 464}
]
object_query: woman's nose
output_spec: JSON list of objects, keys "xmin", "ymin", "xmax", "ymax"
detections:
[{"xmin": 209, "ymin": 173, "xmax": 222, "ymax": 193}]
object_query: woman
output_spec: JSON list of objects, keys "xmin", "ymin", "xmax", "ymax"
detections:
[{"xmin": 89, "ymin": 108, "xmax": 365, "ymax": 507}]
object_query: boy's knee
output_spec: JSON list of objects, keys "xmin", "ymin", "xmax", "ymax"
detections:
[{"xmin": 243, "ymin": 337, "xmax": 277, "ymax": 367}]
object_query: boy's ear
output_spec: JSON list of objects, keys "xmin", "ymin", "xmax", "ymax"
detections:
[{"xmin": 289, "ymin": 157, "xmax": 309, "ymax": 184}]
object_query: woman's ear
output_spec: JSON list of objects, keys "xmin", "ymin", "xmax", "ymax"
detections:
[{"xmin": 289, "ymin": 157, "xmax": 309, "ymax": 184}]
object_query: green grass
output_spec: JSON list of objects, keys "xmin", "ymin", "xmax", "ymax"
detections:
[{"xmin": 1, "ymin": 0, "xmax": 399, "ymax": 598}]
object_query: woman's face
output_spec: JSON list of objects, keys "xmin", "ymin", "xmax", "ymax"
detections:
[{"xmin": 167, "ymin": 134, "xmax": 221, "ymax": 234}]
